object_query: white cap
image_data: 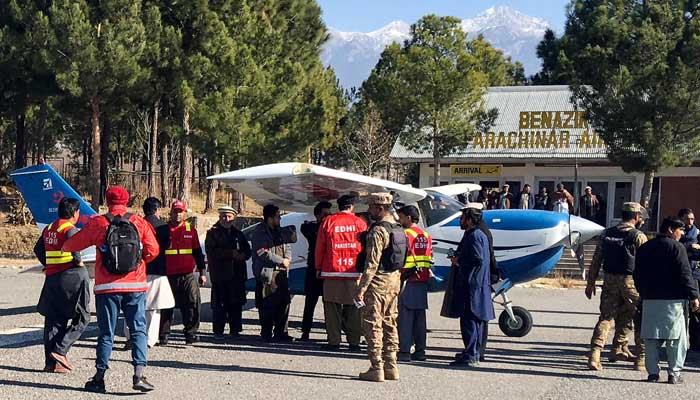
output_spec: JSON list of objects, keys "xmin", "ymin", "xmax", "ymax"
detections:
[
  {"xmin": 217, "ymin": 205, "xmax": 238, "ymax": 215},
  {"xmin": 461, "ymin": 202, "xmax": 484, "ymax": 211}
]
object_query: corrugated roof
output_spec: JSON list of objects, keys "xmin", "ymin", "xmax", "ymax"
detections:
[{"xmin": 390, "ymin": 85, "xmax": 610, "ymax": 163}]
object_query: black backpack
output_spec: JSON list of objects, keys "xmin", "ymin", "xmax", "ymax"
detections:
[
  {"xmin": 373, "ymin": 221, "xmax": 408, "ymax": 272},
  {"xmin": 102, "ymin": 213, "xmax": 142, "ymax": 275}
]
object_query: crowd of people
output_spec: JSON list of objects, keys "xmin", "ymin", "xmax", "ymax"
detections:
[
  {"xmin": 474, "ymin": 183, "xmax": 605, "ymax": 222},
  {"xmin": 30, "ymin": 184, "xmax": 700, "ymax": 392}
]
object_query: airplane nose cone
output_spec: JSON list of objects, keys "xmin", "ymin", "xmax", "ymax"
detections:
[{"xmin": 570, "ymin": 215, "xmax": 605, "ymax": 244}]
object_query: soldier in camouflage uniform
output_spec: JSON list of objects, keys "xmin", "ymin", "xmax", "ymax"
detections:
[
  {"xmin": 586, "ymin": 202, "xmax": 648, "ymax": 371},
  {"xmin": 355, "ymin": 193, "xmax": 404, "ymax": 382}
]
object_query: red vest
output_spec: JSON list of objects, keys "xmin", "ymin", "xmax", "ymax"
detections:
[
  {"xmin": 43, "ymin": 219, "xmax": 75, "ymax": 276},
  {"xmin": 401, "ymin": 225, "xmax": 432, "ymax": 282},
  {"xmin": 315, "ymin": 212, "xmax": 368, "ymax": 280},
  {"xmin": 166, "ymin": 221, "xmax": 200, "ymax": 275}
]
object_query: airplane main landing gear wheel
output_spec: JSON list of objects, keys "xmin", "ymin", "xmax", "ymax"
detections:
[{"xmin": 498, "ymin": 306, "xmax": 533, "ymax": 337}]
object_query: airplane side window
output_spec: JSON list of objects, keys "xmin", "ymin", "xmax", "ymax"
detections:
[{"xmin": 418, "ymin": 191, "xmax": 463, "ymax": 226}]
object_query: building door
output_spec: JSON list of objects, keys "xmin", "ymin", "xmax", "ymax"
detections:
[
  {"xmin": 584, "ymin": 181, "xmax": 609, "ymax": 226},
  {"xmin": 612, "ymin": 181, "xmax": 633, "ymax": 224},
  {"xmin": 505, "ymin": 180, "xmax": 522, "ymax": 196}
]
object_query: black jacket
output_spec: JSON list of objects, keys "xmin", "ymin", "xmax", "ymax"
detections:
[
  {"xmin": 300, "ymin": 221, "xmax": 323, "ymax": 295},
  {"xmin": 145, "ymin": 214, "xmax": 169, "ymax": 276},
  {"xmin": 634, "ymin": 236, "xmax": 699, "ymax": 301},
  {"xmin": 205, "ymin": 221, "xmax": 251, "ymax": 283}
]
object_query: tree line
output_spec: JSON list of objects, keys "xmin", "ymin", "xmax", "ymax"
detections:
[{"xmin": 0, "ymin": 0, "xmax": 347, "ymax": 210}]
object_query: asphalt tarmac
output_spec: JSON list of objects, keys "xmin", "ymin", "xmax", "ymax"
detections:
[{"xmin": 1, "ymin": 265, "xmax": 700, "ymax": 400}]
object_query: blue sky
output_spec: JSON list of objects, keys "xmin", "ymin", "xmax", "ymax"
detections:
[{"xmin": 316, "ymin": 0, "xmax": 571, "ymax": 32}]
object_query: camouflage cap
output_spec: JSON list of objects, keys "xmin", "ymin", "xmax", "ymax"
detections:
[
  {"xmin": 461, "ymin": 202, "xmax": 484, "ymax": 211},
  {"xmin": 622, "ymin": 202, "xmax": 649, "ymax": 219},
  {"xmin": 367, "ymin": 192, "xmax": 393, "ymax": 206}
]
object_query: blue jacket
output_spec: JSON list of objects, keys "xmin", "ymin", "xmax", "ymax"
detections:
[
  {"xmin": 680, "ymin": 224, "xmax": 700, "ymax": 278},
  {"xmin": 450, "ymin": 227, "xmax": 495, "ymax": 321}
]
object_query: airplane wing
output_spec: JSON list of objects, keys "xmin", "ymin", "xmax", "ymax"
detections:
[
  {"xmin": 424, "ymin": 183, "xmax": 482, "ymax": 197},
  {"xmin": 208, "ymin": 163, "xmax": 427, "ymax": 212}
]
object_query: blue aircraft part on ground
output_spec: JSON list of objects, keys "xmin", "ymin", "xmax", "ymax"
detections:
[{"xmin": 11, "ymin": 163, "xmax": 96, "ymax": 228}]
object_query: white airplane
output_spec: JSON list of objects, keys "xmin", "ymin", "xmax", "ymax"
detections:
[
  {"xmin": 12, "ymin": 162, "xmax": 604, "ymax": 337},
  {"xmin": 208, "ymin": 163, "xmax": 604, "ymax": 337}
]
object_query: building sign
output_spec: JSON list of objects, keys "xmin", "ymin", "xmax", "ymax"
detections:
[
  {"xmin": 471, "ymin": 111, "xmax": 606, "ymax": 150},
  {"xmin": 451, "ymin": 164, "xmax": 502, "ymax": 177}
]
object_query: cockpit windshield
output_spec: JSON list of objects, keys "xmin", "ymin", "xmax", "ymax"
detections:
[{"xmin": 417, "ymin": 191, "xmax": 464, "ymax": 226}]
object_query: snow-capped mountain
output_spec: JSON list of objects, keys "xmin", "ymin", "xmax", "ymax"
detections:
[{"xmin": 321, "ymin": 5, "xmax": 552, "ymax": 90}]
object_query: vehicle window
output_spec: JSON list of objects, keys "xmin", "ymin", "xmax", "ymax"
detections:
[{"xmin": 418, "ymin": 191, "xmax": 463, "ymax": 226}]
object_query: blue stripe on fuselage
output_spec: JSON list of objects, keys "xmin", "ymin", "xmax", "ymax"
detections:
[{"xmin": 444, "ymin": 209, "xmax": 569, "ymax": 231}]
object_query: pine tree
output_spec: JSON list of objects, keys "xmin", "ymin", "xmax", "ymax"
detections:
[{"xmin": 561, "ymin": 0, "xmax": 700, "ymax": 206}]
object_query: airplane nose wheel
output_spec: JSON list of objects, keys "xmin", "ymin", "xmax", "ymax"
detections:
[
  {"xmin": 498, "ymin": 306, "xmax": 533, "ymax": 337},
  {"xmin": 494, "ymin": 292, "xmax": 534, "ymax": 337}
]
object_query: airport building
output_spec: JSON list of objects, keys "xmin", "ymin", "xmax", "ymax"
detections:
[{"xmin": 390, "ymin": 85, "xmax": 700, "ymax": 231}]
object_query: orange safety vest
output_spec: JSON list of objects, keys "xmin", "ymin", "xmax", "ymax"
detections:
[
  {"xmin": 165, "ymin": 221, "xmax": 198, "ymax": 275},
  {"xmin": 402, "ymin": 225, "xmax": 432, "ymax": 282},
  {"xmin": 43, "ymin": 219, "xmax": 76, "ymax": 276}
]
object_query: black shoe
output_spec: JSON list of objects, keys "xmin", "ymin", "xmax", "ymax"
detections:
[
  {"xmin": 123, "ymin": 340, "xmax": 133, "ymax": 351},
  {"xmin": 228, "ymin": 332, "xmax": 241, "ymax": 339},
  {"xmin": 157, "ymin": 336, "xmax": 169, "ymax": 346},
  {"xmin": 133, "ymin": 375, "xmax": 155, "ymax": 392},
  {"xmin": 321, "ymin": 344, "xmax": 341, "ymax": 351},
  {"xmin": 454, "ymin": 352, "xmax": 464, "ymax": 360},
  {"xmin": 348, "ymin": 344, "xmax": 362, "ymax": 353},
  {"xmin": 185, "ymin": 335, "xmax": 199, "ymax": 345},
  {"xmin": 84, "ymin": 377, "xmax": 106, "ymax": 394},
  {"xmin": 298, "ymin": 333, "xmax": 311, "ymax": 342},
  {"xmin": 398, "ymin": 352, "xmax": 412, "ymax": 362},
  {"xmin": 411, "ymin": 352, "xmax": 427, "ymax": 361},
  {"xmin": 273, "ymin": 334, "xmax": 294, "ymax": 343},
  {"xmin": 646, "ymin": 374, "xmax": 660, "ymax": 383},
  {"xmin": 668, "ymin": 375, "xmax": 684, "ymax": 384},
  {"xmin": 213, "ymin": 334, "xmax": 226, "ymax": 341},
  {"xmin": 261, "ymin": 335, "xmax": 274, "ymax": 343},
  {"xmin": 479, "ymin": 355, "xmax": 486, "ymax": 362}
]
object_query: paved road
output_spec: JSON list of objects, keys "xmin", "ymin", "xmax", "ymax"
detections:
[{"xmin": 1, "ymin": 265, "xmax": 699, "ymax": 400}]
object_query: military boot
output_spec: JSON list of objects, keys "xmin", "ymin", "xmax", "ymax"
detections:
[
  {"xmin": 383, "ymin": 356, "xmax": 400, "ymax": 381},
  {"xmin": 359, "ymin": 367, "xmax": 385, "ymax": 382},
  {"xmin": 608, "ymin": 346, "xmax": 635, "ymax": 362},
  {"xmin": 621, "ymin": 345, "xmax": 637, "ymax": 362},
  {"xmin": 634, "ymin": 354, "xmax": 645, "ymax": 371},
  {"xmin": 588, "ymin": 348, "xmax": 602, "ymax": 371}
]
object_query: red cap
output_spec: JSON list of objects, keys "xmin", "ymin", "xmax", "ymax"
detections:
[
  {"xmin": 106, "ymin": 186, "xmax": 129, "ymax": 206},
  {"xmin": 171, "ymin": 200, "xmax": 187, "ymax": 211}
]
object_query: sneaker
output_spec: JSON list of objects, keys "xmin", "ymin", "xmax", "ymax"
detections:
[
  {"xmin": 133, "ymin": 375, "xmax": 155, "ymax": 392},
  {"xmin": 450, "ymin": 358, "xmax": 479, "ymax": 368},
  {"xmin": 84, "ymin": 377, "xmax": 106, "ymax": 394},
  {"xmin": 668, "ymin": 375, "xmax": 684, "ymax": 385}
]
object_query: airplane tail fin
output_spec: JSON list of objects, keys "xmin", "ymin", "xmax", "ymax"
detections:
[{"xmin": 10, "ymin": 163, "xmax": 97, "ymax": 229}]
